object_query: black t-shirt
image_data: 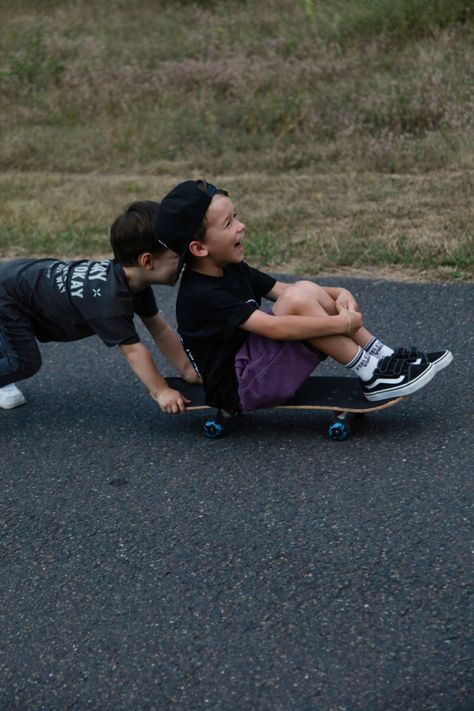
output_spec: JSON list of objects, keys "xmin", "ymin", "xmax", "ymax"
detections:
[
  {"xmin": 0, "ymin": 258, "xmax": 158, "ymax": 346},
  {"xmin": 177, "ymin": 262, "xmax": 276, "ymax": 409}
]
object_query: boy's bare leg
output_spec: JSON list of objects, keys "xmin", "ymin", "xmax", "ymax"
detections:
[
  {"xmin": 272, "ymin": 281, "xmax": 442, "ymax": 401},
  {"xmin": 291, "ymin": 280, "xmax": 375, "ymax": 349},
  {"xmin": 272, "ymin": 283, "xmax": 362, "ymax": 365}
]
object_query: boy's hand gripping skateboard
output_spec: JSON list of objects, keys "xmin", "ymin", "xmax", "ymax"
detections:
[{"xmin": 166, "ymin": 376, "xmax": 406, "ymax": 441}]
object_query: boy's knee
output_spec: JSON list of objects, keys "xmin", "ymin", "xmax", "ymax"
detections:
[
  {"xmin": 294, "ymin": 280, "xmax": 337, "ymax": 313},
  {"xmin": 277, "ymin": 284, "xmax": 314, "ymax": 313},
  {"xmin": 294, "ymin": 280, "xmax": 326, "ymax": 298},
  {"xmin": 294, "ymin": 280, "xmax": 314, "ymax": 290}
]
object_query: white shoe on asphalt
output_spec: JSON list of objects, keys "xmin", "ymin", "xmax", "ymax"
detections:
[{"xmin": 0, "ymin": 383, "xmax": 26, "ymax": 409}]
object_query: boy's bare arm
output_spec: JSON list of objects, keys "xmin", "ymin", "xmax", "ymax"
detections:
[
  {"xmin": 240, "ymin": 308, "xmax": 362, "ymax": 340},
  {"xmin": 140, "ymin": 313, "xmax": 201, "ymax": 383},
  {"xmin": 119, "ymin": 341, "xmax": 191, "ymax": 413}
]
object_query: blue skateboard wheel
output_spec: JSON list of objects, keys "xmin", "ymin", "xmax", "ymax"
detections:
[
  {"xmin": 204, "ymin": 419, "xmax": 224, "ymax": 438},
  {"xmin": 328, "ymin": 419, "xmax": 350, "ymax": 441}
]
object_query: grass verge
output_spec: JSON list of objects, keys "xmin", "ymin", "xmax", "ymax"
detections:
[
  {"xmin": 1, "ymin": 170, "xmax": 472, "ymax": 281},
  {"xmin": 0, "ymin": 1, "xmax": 473, "ymax": 280}
]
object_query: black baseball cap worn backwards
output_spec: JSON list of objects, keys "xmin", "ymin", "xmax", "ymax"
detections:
[{"xmin": 155, "ymin": 180, "xmax": 226, "ymax": 283}]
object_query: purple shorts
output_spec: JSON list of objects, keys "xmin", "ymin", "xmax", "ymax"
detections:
[{"xmin": 235, "ymin": 333, "xmax": 326, "ymax": 411}]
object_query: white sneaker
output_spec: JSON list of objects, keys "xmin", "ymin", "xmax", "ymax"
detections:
[{"xmin": 0, "ymin": 383, "xmax": 26, "ymax": 409}]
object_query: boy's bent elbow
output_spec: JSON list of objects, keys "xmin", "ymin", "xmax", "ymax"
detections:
[{"xmin": 119, "ymin": 341, "xmax": 147, "ymax": 361}]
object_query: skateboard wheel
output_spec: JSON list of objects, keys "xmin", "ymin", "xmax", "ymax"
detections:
[
  {"xmin": 328, "ymin": 419, "xmax": 350, "ymax": 441},
  {"xmin": 204, "ymin": 419, "xmax": 224, "ymax": 438}
]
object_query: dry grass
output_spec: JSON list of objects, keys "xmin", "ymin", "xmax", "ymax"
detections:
[
  {"xmin": 1, "ymin": 169, "xmax": 472, "ymax": 280},
  {"xmin": 0, "ymin": 0, "xmax": 473, "ymax": 279}
]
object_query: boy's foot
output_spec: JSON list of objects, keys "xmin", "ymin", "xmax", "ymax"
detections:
[
  {"xmin": 361, "ymin": 356, "xmax": 435, "ymax": 402},
  {"xmin": 393, "ymin": 346, "xmax": 453, "ymax": 373},
  {"xmin": 0, "ymin": 383, "xmax": 26, "ymax": 410}
]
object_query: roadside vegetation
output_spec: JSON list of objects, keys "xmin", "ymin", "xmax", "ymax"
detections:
[{"xmin": 1, "ymin": 0, "xmax": 473, "ymax": 280}]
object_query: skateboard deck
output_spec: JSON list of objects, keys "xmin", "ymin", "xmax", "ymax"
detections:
[{"xmin": 166, "ymin": 376, "xmax": 406, "ymax": 441}]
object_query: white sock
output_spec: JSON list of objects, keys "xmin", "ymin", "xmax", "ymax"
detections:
[
  {"xmin": 346, "ymin": 347, "xmax": 380, "ymax": 382},
  {"xmin": 363, "ymin": 336, "xmax": 394, "ymax": 359}
]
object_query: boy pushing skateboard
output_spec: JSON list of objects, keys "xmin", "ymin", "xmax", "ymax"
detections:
[
  {"xmin": 0, "ymin": 201, "xmax": 199, "ymax": 412},
  {"xmin": 154, "ymin": 180, "xmax": 452, "ymax": 414}
]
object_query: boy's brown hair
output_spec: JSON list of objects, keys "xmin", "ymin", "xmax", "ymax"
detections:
[{"xmin": 110, "ymin": 200, "xmax": 166, "ymax": 266}]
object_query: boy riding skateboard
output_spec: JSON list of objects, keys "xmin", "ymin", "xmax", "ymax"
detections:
[
  {"xmin": 0, "ymin": 201, "xmax": 199, "ymax": 412},
  {"xmin": 154, "ymin": 179, "xmax": 452, "ymax": 413}
]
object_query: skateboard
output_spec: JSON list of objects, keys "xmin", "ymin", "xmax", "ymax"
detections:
[{"xmin": 166, "ymin": 376, "xmax": 406, "ymax": 441}]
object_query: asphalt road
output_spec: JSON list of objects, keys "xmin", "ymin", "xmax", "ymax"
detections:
[{"xmin": 1, "ymin": 277, "xmax": 472, "ymax": 711}]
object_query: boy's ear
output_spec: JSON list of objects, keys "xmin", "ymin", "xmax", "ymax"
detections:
[
  {"xmin": 188, "ymin": 240, "xmax": 208, "ymax": 258},
  {"xmin": 137, "ymin": 252, "xmax": 154, "ymax": 270}
]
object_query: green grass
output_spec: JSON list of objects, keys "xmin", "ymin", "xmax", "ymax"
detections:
[
  {"xmin": 311, "ymin": 0, "xmax": 471, "ymax": 43},
  {"xmin": 0, "ymin": 225, "xmax": 110, "ymax": 258},
  {"xmin": 0, "ymin": 0, "xmax": 473, "ymax": 279}
]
